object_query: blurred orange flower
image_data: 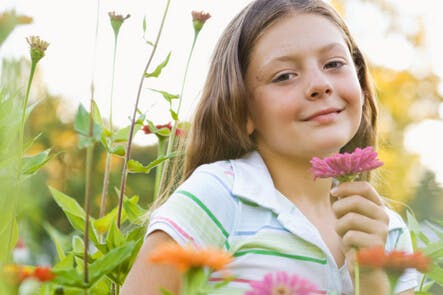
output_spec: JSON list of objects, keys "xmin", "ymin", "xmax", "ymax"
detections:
[
  {"xmin": 148, "ymin": 242, "xmax": 232, "ymax": 272},
  {"xmin": 357, "ymin": 246, "xmax": 431, "ymax": 273},
  {"xmin": 33, "ymin": 266, "xmax": 55, "ymax": 282}
]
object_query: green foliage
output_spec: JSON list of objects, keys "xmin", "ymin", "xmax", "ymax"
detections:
[{"xmin": 144, "ymin": 52, "xmax": 171, "ymax": 78}]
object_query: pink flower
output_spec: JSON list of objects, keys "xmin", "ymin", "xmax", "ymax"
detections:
[
  {"xmin": 309, "ymin": 146, "xmax": 383, "ymax": 181},
  {"xmin": 245, "ymin": 272, "xmax": 318, "ymax": 295}
]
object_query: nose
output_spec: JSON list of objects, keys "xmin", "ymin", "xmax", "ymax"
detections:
[{"xmin": 305, "ymin": 70, "xmax": 333, "ymax": 100}]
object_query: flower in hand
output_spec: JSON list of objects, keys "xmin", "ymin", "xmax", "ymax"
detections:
[{"xmin": 309, "ymin": 146, "xmax": 383, "ymax": 182}]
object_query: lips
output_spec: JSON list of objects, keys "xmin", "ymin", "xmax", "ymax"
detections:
[{"xmin": 303, "ymin": 107, "xmax": 343, "ymax": 121}]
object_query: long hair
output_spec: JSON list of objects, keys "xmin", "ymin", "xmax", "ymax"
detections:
[
  {"xmin": 185, "ymin": 0, "xmax": 378, "ymax": 179},
  {"xmin": 154, "ymin": 0, "xmax": 378, "ymax": 210}
]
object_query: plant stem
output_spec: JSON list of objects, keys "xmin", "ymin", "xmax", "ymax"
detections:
[
  {"xmin": 354, "ymin": 253, "xmax": 360, "ymax": 295},
  {"xmin": 18, "ymin": 61, "xmax": 36, "ymax": 177},
  {"xmin": 153, "ymin": 137, "xmax": 166, "ymax": 198},
  {"xmin": 159, "ymin": 32, "xmax": 198, "ymax": 194},
  {"xmin": 99, "ymin": 31, "xmax": 118, "ymax": 218},
  {"xmin": 83, "ymin": 104, "xmax": 95, "ymax": 287},
  {"xmin": 117, "ymin": 0, "xmax": 171, "ymax": 228}
]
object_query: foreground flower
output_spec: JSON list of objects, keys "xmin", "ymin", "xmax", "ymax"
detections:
[
  {"xmin": 357, "ymin": 246, "xmax": 431, "ymax": 295},
  {"xmin": 2, "ymin": 264, "xmax": 55, "ymax": 285},
  {"xmin": 26, "ymin": 35, "xmax": 49, "ymax": 64},
  {"xmin": 245, "ymin": 272, "xmax": 318, "ymax": 295},
  {"xmin": 309, "ymin": 146, "xmax": 383, "ymax": 181},
  {"xmin": 357, "ymin": 246, "xmax": 431, "ymax": 273},
  {"xmin": 191, "ymin": 11, "xmax": 211, "ymax": 34},
  {"xmin": 148, "ymin": 242, "xmax": 232, "ymax": 272}
]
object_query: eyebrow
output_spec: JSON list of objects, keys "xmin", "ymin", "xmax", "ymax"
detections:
[{"xmin": 259, "ymin": 42, "xmax": 348, "ymax": 74}]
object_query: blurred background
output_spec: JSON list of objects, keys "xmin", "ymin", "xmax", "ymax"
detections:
[{"xmin": 1, "ymin": 0, "xmax": 442, "ymax": 289}]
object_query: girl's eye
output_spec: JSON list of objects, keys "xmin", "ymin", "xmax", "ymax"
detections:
[
  {"xmin": 325, "ymin": 61, "xmax": 345, "ymax": 69},
  {"xmin": 272, "ymin": 72, "xmax": 296, "ymax": 83}
]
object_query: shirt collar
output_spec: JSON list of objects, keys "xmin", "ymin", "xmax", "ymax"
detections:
[{"xmin": 230, "ymin": 150, "xmax": 295, "ymax": 215}]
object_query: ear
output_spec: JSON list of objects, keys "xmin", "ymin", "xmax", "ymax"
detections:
[{"xmin": 246, "ymin": 116, "xmax": 255, "ymax": 135}]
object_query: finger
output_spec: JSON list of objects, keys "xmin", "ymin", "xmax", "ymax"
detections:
[
  {"xmin": 330, "ymin": 181, "xmax": 384, "ymax": 206},
  {"xmin": 341, "ymin": 231, "xmax": 385, "ymax": 251},
  {"xmin": 332, "ymin": 195, "xmax": 389, "ymax": 224},
  {"xmin": 335, "ymin": 212, "xmax": 388, "ymax": 240}
]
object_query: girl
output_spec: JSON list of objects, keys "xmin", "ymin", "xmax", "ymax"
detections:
[{"xmin": 122, "ymin": 0, "xmax": 416, "ymax": 294}]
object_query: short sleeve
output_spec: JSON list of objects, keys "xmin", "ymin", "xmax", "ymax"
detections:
[
  {"xmin": 385, "ymin": 208, "xmax": 418, "ymax": 293},
  {"xmin": 146, "ymin": 163, "xmax": 238, "ymax": 250}
]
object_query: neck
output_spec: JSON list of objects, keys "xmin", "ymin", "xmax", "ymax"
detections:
[{"xmin": 258, "ymin": 148, "xmax": 334, "ymax": 212}]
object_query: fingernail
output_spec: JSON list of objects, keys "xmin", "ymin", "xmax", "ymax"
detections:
[{"xmin": 330, "ymin": 187, "xmax": 338, "ymax": 197}]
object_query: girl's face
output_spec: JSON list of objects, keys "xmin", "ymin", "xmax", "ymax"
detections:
[{"xmin": 246, "ymin": 12, "xmax": 363, "ymax": 161}]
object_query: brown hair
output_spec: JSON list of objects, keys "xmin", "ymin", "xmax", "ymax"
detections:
[{"xmin": 184, "ymin": 0, "xmax": 377, "ymax": 181}]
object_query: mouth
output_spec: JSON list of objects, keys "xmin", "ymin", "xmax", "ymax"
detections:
[{"xmin": 303, "ymin": 107, "xmax": 343, "ymax": 121}]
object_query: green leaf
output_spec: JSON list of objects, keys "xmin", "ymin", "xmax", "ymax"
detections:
[
  {"xmin": 74, "ymin": 104, "xmax": 102, "ymax": 141},
  {"xmin": 88, "ymin": 241, "xmax": 136, "ymax": 285},
  {"xmin": 170, "ymin": 109, "xmax": 178, "ymax": 121},
  {"xmin": 113, "ymin": 123, "xmax": 143, "ymax": 143},
  {"xmin": 142, "ymin": 16, "xmax": 147, "ymax": 33},
  {"xmin": 106, "ymin": 221, "xmax": 124, "ymax": 250},
  {"xmin": 91, "ymin": 99, "xmax": 104, "ymax": 127},
  {"xmin": 427, "ymin": 264, "xmax": 443, "ymax": 285},
  {"xmin": 127, "ymin": 152, "xmax": 178, "ymax": 174},
  {"xmin": 21, "ymin": 149, "xmax": 57, "ymax": 176},
  {"xmin": 44, "ymin": 222, "xmax": 69, "ymax": 261},
  {"xmin": 23, "ymin": 132, "xmax": 42, "ymax": 152},
  {"xmin": 156, "ymin": 127, "xmax": 171, "ymax": 137},
  {"xmin": 406, "ymin": 210, "xmax": 429, "ymax": 247},
  {"xmin": 160, "ymin": 288, "xmax": 174, "ymax": 295},
  {"xmin": 72, "ymin": 235, "xmax": 85, "ymax": 255},
  {"xmin": 148, "ymin": 88, "xmax": 179, "ymax": 104},
  {"xmin": 424, "ymin": 220, "xmax": 443, "ymax": 240},
  {"xmin": 24, "ymin": 98, "xmax": 41, "ymax": 122},
  {"xmin": 424, "ymin": 239, "xmax": 443, "ymax": 259},
  {"xmin": 110, "ymin": 145, "xmax": 126, "ymax": 157},
  {"xmin": 123, "ymin": 197, "xmax": 147, "ymax": 224},
  {"xmin": 49, "ymin": 186, "xmax": 99, "ymax": 245},
  {"xmin": 144, "ymin": 52, "xmax": 171, "ymax": 78}
]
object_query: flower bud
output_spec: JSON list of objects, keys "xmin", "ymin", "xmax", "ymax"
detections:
[
  {"xmin": 108, "ymin": 11, "xmax": 130, "ymax": 37},
  {"xmin": 26, "ymin": 35, "xmax": 49, "ymax": 64},
  {"xmin": 191, "ymin": 11, "xmax": 211, "ymax": 34}
]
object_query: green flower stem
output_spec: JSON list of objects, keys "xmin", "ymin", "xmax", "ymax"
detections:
[
  {"xmin": 83, "ymin": 0, "xmax": 100, "ymax": 286},
  {"xmin": 117, "ymin": 0, "xmax": 171, "ymax": 228},
  {"xmin": 159, "ymin": 30, "xmax": 199, "ymax": 195},
  {"xmin": 354, "ymin": 252, "xmax": 360, "ymax": 295},
  {"xmin": 99, "ymin": 25, "xmax": 119, "ymax": 219},
  {"xmin": 153, "ymin": 137, "xmax": 167, "ymax": 199},
  {"xmin": 18, "ymin": 60, "xmax": 36, "ymax": 177},
  {"xmin": 83, "ymin": 109, "xmax": 95, "ymax": 287}
]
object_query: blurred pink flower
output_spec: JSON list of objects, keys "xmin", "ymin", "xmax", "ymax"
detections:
[
  {"xmin": 245, "ymin": 271, "xmax": 318, "ymax": 295},
  {"xmin": 309, "ymin": 146, "xmax": 383, "ymax": 181}
]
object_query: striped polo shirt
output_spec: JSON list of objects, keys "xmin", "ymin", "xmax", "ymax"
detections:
[{"xmin": 147, "ymin": 151, "xmax": 417, "ymax": 294}]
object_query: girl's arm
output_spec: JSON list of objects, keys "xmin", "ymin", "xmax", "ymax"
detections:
[{"xmin": 120, "ymin": 230, "xmax": 181, "ymax": 295}]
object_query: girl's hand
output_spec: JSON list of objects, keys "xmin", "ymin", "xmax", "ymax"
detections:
[
  {"xmin": 331, "ymin": 181, "xmax": 390, "ymax": 294},
  {"xmin": 331, "ymin": 181, "xmax": 389, "ymax": 253}
]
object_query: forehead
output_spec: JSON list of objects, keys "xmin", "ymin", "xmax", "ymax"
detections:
[{"xmin": 250, "ymin": 12, "xmax": 349, "ymax": 62}]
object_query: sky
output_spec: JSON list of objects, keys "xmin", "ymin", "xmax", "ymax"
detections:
[{"xmin": 1, "ymin": 0, "xmax": 443, "ymax": 184}]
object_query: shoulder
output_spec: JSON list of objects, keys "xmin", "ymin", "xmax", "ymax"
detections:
[{"xmin": 148, "ymin": 160, "xmax": 239, "ymax": 248}]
